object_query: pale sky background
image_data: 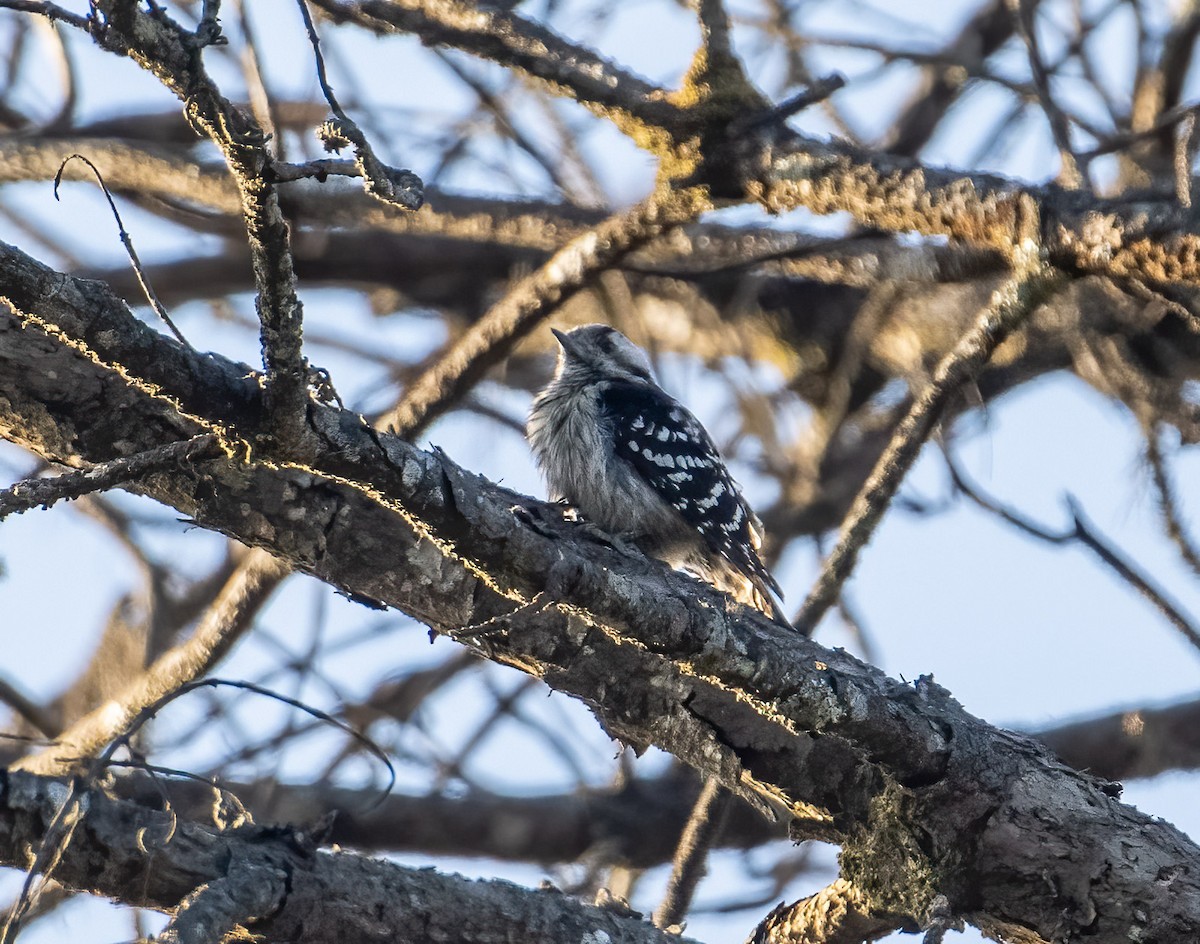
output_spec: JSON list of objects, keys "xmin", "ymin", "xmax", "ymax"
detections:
[{"xmin": 2, "ymin": 0, "xmax": 1199, "ymax": 941}]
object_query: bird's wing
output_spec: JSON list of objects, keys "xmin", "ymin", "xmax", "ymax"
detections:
[{"xmin": 599, "ymin": 381, "xmax": 782, "ymax": 598}]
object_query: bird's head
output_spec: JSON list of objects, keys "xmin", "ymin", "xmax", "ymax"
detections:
[{"xmin": 551, "ymin": 324, "xmax": 654, "ymax": 384}]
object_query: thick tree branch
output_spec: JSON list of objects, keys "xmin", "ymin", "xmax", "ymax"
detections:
[
  {"xmin": 0, "ymin": 770, "xmax": 694, "ymax": 944},
  {"xmin": 3, "ymin": 242, "xmax": 1200, "ymax": 942},
  {"xmin": 41, "ymin": 694, "xmax": 1198, "ymax": 871},
  {"xmin": 1036, "ymin": 696, "xmax": 1200, "ymax": 782}
]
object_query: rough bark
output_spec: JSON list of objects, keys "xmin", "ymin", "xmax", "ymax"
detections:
[
  {"xmin": 3, "ymin": 239, "xmax": 1200, "ymax": 942},
  {"xmin": 0, "ymin": 770, "xmax": 693, "ymax": 944}
]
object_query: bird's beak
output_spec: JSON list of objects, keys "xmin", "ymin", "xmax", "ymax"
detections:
[{"xmin": 551, "ymin": 328, "xmax": 576, "ymax": 357}]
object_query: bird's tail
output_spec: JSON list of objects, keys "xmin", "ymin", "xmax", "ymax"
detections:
[
  {"xmin": 705, "ymin": 559, "xmax": 793, "ymax": 630},
  {"xmin": 751, "ymin": 578, "xmax": 793, "ymax": 631}
]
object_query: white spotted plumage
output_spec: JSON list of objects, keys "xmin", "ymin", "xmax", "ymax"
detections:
[{"xmin": 526, "ymin": 324, "xmax": 789, "ymax": 627}]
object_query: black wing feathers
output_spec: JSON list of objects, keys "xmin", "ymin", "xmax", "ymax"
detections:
[{"xmin": 600, "ymin": 381, "xmax": 781, "ymax": 597}]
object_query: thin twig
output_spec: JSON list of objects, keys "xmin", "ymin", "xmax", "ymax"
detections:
[
  {"xmin": 34, "ymin": 12, "xmax": 78, "ymax": 132},
  {"xmin": 1069, "ymin": 497, "xmax": 1200, "ymax": 655},
  {"xmin": 0, "ymin": 0, "xmax": 88, "ymax": 30},
  {"xmin": 733, "ymin": 73, "xmax": 846, "ymax": 134},
  {"xmin": 53, "ymin": 154, "xmax": 192, "ymax": 348},
  {"xmin": 270, "ymin": 157, "xmax": 360, "ymax": 182},
  {"xmin": 794, "ymin": 252, "xmax": 1065, "ymax": 634},
  {"xmin": 1006, "ymin": 0, "xmax": 1083, "ymax": 187},
  {"xmin": 232, "ymin": 0, "xmax": 282, "ymax": 159},
  {"xmin": 295, "ymin": 0, "xmax": 423, "ymax": 211},
  {"xmin": 946, "ymin": 451, "xmax": 1200, "ymax": 656},
  {"xmin": 0, "ymin": 676, "xmax": 59, "ymax": 738},
  {"xmin": 309, "ymin": 0, "xmax": 684, "ymax": 135},
  {"xmin": 380, "ymin": 186, "xmax": 709, "ymax": 438},
  {"xmin": 653, "ymin": 777, "xmax": 730, "ymax": 930},
  {"xmin": 1144, "ymin": 424, "xmax": 1200, "ymax": 578},
  {"xmin": 0, "ymin": 435, "xmax": 218, "ymax": 522},
  {"xmin": 435, "ymin": 51, "xmax": 575, "ymax": 197}
]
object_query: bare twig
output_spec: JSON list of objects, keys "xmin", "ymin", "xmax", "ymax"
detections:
[
  {"xmin": 80, "ymin": 0, "xmax": 315, "ymax": 450},
  {"xmin": 1076, "ymin": 100, "xmax": 1200, "ymax": 161},
  {"xmin": 946, "ymin": 452, "xmax": 1200, "ymax": 656},
  {"xmin": 1069, "ymin": 497, "xmax": 1200, "ymax": 655},
  {"xmin": 435, "ymin": 52, "xmax": 575, "ymax": 197},
  {"xmin": 311, "ymin": 0, "xmax": 685, "ymax": 135},
  {"xmin": 0, "ymin": 677, "xmax": 59, "ymax": 738},
  {"xmin": 1008, "ymin": 0, "xmax": 1083, "ymax": 187},
  {"xmin": 733, "ymin": 74, "xmax": 846, "ymax": 134},
  {"xmin": 295, "ymin": 0, "xmax": 423, "ymax": 211},
  {"xmin": 1144, "ymin": 425, "xmax": 1200, "ymax": 577},
  {"xmin": 33, "ymin": 13, "xmax": 78, "ymax": 132},
  {"xmin": 232, "ymin": 0, "xmax": 282, "ymax": 159},
  {"xmin": 53, "ymin": 154, "xmax": 192, "ymax": 348},
  {"xmin": 883, "ymin": 0, "xmax": 1016, "ymax": 157},
  {"xmin": 794, "ymin": 248, "xmax": 1065, "ymax": 634},
  {"xmin": 0, "ymin": 435, "xmax": 218, "ymax": 521},
  {"xmin": 653, "ymin": 777, "xmax": 730, "ymax": 930},
  {"xmin": 0, "ymin": 0, "xmax": 88, "ymax": 30}
]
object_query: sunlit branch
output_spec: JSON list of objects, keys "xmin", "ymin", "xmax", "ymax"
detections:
[
  {"xmin": 0, "ymin": 435, "xmax": 218, "ymax": 521},
  {"xmin": 381, "ymin": 187, "xmax": 709, "ymax": 438},
  {"xmin": 16, "ymin": 550, "xmax": 291, "ymax": 776},
  {"xmin": 795, "ymin": 244, "xmax": 1065, "ymax": 634}
]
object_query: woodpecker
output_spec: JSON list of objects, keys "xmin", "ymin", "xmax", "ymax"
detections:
[{"xmin": 526, "ymin": 324, "xmax": 789, "ymax": 627}]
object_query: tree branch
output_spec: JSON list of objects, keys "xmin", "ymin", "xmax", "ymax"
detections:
[
  {"xmin": 653, "ymin": 777, "xmax": 730, "ymax": 930},
  {"xmin": 795, "ymin": 239, "xmax": 1065, "ymax": 633},
  {"xmin": 98, "ymin": 766, "xmax": 784, "ymax": 867},
  {"xmin": 3, "ymin": 241, "xmax": 1200, "ymax": 942},
  {"xmin": 312, "ymin": 0, "xmax": 685, "ymax": 136},
  {"xmin": 303, "ymin": 0, "xmax": 1200, "ymax": 289},
  {"xmin": 0, "ymin": 435, "xmax": 217, "ymax": 521},
  {"xmin": 86, "ymin": 0, "xmax": 311, "ymax": 448},
  {"xmin": 381, "ymin": 186, "xmax": 708, "ymax": 437},
  {"xmin": 0, "ymin": 770, "xmax": 696, "ymax": 944},
  {"xmin": 15, "ymin": 549, "xmax": 289, "ymax": 776},
  {"xmin": 1036, "ymin": 696, "xmax": 1200, "ymax": 781}
]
